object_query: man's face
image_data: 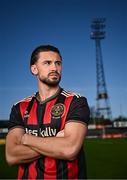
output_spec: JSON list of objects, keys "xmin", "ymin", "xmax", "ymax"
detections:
[{"xmin": 31, "ymin": 51, "xmax": 62, "ymax": 87}]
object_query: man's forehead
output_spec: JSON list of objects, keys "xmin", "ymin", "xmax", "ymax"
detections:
[{"xmin": 38, "ymin": 51, "xmax": 61, "ymax": 60}]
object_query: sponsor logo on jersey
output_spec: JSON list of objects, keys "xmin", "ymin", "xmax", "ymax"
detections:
[{"xmin": 25, "ymin": 127, "xmax": 57, "ymax": 137}]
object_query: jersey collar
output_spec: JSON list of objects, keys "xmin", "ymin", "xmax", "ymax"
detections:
[{"xmin": 35, "ymin": 87, "xmax": 63, "ymax": 104}]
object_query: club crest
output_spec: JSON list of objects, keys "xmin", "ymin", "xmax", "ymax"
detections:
[{"xmin": 51, "ymin": 103, "xmax": 65, "ymax": 119}]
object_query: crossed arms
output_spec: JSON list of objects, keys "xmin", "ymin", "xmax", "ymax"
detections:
[{"xmin": 6, "ymin": 121, "xmax": 87, "ymax": 166}]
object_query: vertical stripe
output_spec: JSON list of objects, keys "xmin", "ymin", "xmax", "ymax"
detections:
[
  {"xmin": 19, "ymin": 99, "xmax": 38, "ymax": 179},
  {"xmin": 56, "ymin": 94, "xmax": 73, "ymax": 179},
  {"xmin": 36, "ymin": 157, "xmax": 44, "ymax": 179},
  {"xmin": 36, "ymin": 103, "xmax": 46, "ymax": 179},
  {"xmin": 37, "ymin": 103, "xmax": 46, "ymax": 124},
  {"xmin": 67, "ymin": 159, "xmax": 78, "ymax": 179},
  {"xmin": 19, "ymin": 102, "xmax": 29, "ymax": 120},
  {"xmin": 43, "ymin": 98, "xmax": 58, "ymax": 179},
  {"xmin": 18, "ymin": 165, "xmax": 24, "ymax": 180},
  {"xmin": 56, "ymin": 160, "xmax": 62, "ymax": 179},
  {"xmin": 21, "ymin": 164, "xmax": 29, "ymax": 179},
  {"xmin": 28, "ymin": 161, "xmax": 37, "ymax": 179},
  {"xmin": 56, "ymin": 160, "xmax": 68, "ymax": 179},
  {"xmin": 60, "ymin": 95, "xmax": 73, "ymax": 130},
  {"xmin": 19, "ymin": 103, "xmax": 29, "ymax": 179},
  {"xmin": 44, "ymin": 157, "xmax": 57, "ymax": 179},
  {"xmin": 43, "ymin": 98, "xmax": 57, "ymax": 124},
  {"xmin": 78, "ymin": 148, "xmax": 87, "ymax": 179},
  {"xmin": 28, "ymin": 99, "xmax": 38, "ymax": 124}
]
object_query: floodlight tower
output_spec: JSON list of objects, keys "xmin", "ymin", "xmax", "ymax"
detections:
[{"xmin": 90, "ymin": 18, "xmax": 112, "ymax": 120}]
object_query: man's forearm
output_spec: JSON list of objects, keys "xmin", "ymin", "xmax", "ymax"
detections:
[
  {"xmin": 6, "ymin": 143, "xmax": 40, "ymax": 165},
  {"xmin": 15, "ymin": 144, "xmax": 40, "ymax": 163},
  {"xmin": 6, "ymin": 128, "xmax": 41, "ymax": 165},
  {"xmin": 21, "ymin": 134, "xmax": 77, "ymax": 161}
]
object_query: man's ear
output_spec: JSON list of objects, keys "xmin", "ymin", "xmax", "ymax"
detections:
[{"xmin": 31, "ymin": 64, "xmax": 38, "ymax": 75}]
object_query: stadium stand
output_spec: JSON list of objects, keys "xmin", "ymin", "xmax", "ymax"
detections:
[{"xmin": 0, "ymin": 120, "xmax": 127, "ymax": 139}]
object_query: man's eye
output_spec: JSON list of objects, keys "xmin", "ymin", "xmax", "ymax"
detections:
[
  {"xmin": 56, "ymin": 61, "xmax": 62, "ymax": 65},
  {"xmin": 44, "ymin": 61, "xmax": 51, "ymax": 65}
]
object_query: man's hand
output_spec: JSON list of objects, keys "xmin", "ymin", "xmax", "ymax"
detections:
[{"xmin": 21, "ymin": 133, "xmax": 31, "ymax": 145}]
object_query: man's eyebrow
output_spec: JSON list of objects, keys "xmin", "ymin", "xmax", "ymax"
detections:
[{"xmin": 43, "ymin": 59, "xmax": 62, "ymax": 61}]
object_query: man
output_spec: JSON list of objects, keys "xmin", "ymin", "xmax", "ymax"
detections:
[{"xmin": 6, "ymin": 45, "xmax": 90, "ymax": 179}]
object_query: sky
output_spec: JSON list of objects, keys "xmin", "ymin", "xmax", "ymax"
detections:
[{"xmin": 0, "ymin": 0, "xmax": 127, "ymax": 120}]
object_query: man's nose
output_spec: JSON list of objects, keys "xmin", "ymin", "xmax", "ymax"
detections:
[{"xmin": 51, "ymin": 62, "xmax": 57, "ymax": 70}]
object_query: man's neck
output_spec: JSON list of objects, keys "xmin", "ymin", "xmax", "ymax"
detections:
[{"xmin": 38, "ymin": 83, "xmax": 60, "ymax": 102}]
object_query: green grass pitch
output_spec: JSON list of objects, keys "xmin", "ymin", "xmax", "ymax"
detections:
[
  {"xmin": 1, "ymin": 138, "xmax": 127, "ymax": 179},
  {"xmin": 85, "ymin": 138, "xmax": 127, "ymax": 179}
]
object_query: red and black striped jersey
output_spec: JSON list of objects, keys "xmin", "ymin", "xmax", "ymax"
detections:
[{"xmin": 8, "ymin": 88, "xmax": 90, "ymax": 179}]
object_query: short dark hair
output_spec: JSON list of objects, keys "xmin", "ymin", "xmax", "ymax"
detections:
[{"xmin": 30, "ymin": 45, "xmax": 62, "ymax": 66}]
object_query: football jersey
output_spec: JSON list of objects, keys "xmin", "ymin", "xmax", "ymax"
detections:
[{"xmin": 8, "ymin": 88, "xmax": 90, "ymax": 179}]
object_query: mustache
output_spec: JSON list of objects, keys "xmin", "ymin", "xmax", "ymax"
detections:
[{"xmin": 48, "ymin": 71, "xmax": 60, "ymax": 76}]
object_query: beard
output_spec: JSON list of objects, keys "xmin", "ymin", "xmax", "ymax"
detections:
[{"xmin": 39, "ymin": 72, "xmax": 61, "ymax": 87}]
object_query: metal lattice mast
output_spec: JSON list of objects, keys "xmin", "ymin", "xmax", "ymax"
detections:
[{"xmin": 90, "ymin": 18, "xmax": 112, "ymax": 120}]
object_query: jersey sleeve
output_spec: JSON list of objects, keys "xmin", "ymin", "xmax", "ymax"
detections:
[
  {"xmin": 66, "ymin": 96, "xmax": 90, "ymax": 125},
  {"xmin": 8, "ymin": 104, "xmax": 24, "ymax": 131}
]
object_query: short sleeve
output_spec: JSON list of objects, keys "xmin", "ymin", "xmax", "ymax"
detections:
[
  {"xmin": 8, "ymin": 104, "xmax": 24, "ymax": 131},
  {"xmin": 66, "ymin": 96, "xmax": 90, "ymax": 125}
]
